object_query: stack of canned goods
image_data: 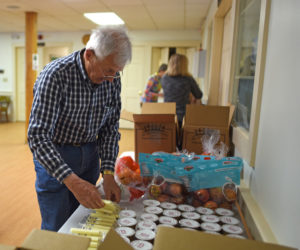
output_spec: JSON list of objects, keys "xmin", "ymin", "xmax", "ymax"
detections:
[{"xmin": 114, "ymin": 199, "xmax": 247, "ymax": 249}]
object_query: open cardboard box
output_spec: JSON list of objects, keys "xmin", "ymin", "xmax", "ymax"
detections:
[
  {"xmin": 99, "ymin": 227, "xmax": 295, "ymax": 250},
  {"xmin": 120, "ymin": 103, "xmax": 177, "ymax": 162},
  {"xmin": 0, "ymin": 225, "xmax": 295, "ymax": 250},
  {"xmin": 182, "ymin": 104, "xmax": 235, "ymax": 155}
]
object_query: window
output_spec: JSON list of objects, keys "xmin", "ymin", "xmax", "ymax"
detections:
[
  {"xmin": 232, "ymin": 0, "xmax": 261, "ymax": 130},
  {"xmin": 230, "ymin": 0, "xmax": 270, "ymax": 165}
]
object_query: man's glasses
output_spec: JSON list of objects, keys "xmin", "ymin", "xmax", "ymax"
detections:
[{"xmin": 101, "ymin": 69, "xmax": 123, "ymax": 79}]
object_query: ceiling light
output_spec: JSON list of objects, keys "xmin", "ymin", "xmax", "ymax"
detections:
[{"xmin": 84, "ymin": 12, "xmax": 124, "ymax": 25}]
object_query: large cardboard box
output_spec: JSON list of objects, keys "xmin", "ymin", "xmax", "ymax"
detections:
[
  {"xmin": 1, "ymin": 227, "xmax": 295, "ymax": 250},
  {"xmin": 182, "ymin": 104, "xmax": 235, "ymax": 154},
  {"xmin": 99, "ymin": 227, "xmax": 295, "ymax": 250},
  {"xmin": 120, "ymin": 103, "xmax": 177, "ymax": 162}
]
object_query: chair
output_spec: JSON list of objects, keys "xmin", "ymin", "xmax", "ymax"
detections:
[{"xmin": 0, "ymin": 96, "xmax": 11, "ymax": 122}]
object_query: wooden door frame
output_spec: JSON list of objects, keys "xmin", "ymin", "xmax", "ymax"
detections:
[{"xmin": 207, "ymin": 0, "xmax": 232, "ymax": 105}]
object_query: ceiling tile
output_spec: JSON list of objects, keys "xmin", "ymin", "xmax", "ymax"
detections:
[{"xmin": 0, "ymin": 0, "xmax": 211, "ymax": 32}]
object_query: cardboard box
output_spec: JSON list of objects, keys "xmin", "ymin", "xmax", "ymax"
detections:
[
  {"xmin": 1, "ymin": 227, "xmax": 295, "ymax": 250},
  {"xmin": 121, "ymin": 103, "xmax": 177, "ymax": 162},
  {"xmin": 99, "ymin": 227, "xmax": 295, "ymax": 250},
  {"xmin": 182, "ymin": 104, "xmax": 235, "ymax": 154},
  {"xmin": 0, "ymin": 229, "xmax": 90, "ymax": 250}
]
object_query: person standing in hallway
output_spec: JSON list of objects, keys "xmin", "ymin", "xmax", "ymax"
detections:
[
  {"xmin": 161, "ymin": 54, "xmax": 203, "ymax": 129},
  {"xmin": 27, "ymin": 25, "xmax": 132, "ymax": 231},
  {"xmin": 141, "ymin": 63, "xmax": 167, "ymax": 105}
]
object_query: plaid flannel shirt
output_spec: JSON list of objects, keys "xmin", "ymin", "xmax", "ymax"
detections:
[{"xmin": 28, "ymin": 49, "xmax": 121, "ymax": 182}]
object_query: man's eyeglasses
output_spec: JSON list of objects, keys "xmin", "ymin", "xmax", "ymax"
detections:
[{"xmin": 101, "ymin": 70, "xmax": 123, "ymax": 79}]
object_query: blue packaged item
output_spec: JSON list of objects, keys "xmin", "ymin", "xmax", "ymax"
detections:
[
  {"xmin": 177, "ymin": 157, "xmax": 243, "ymax": 191},
  {"xmin": 139, "ymin": 153, "xmax": 243, "ymax": 192}
]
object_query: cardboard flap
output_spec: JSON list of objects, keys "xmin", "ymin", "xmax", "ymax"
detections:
[
  {"xmin": 98, "ymin": 229, "xmax": 133, "ymax": 250},
  {"xmin": 141, "ymin": 102, "xmax": 176, "ymax": 114},
  {"xmin": 153, "ymin": 227, "xmax": 295, "ymax": 250},
  {"xmin": 120, "ymin": 109, "xmax": 134, "ymax": 122},
  {"xmin": 185, "ymin": 105, "xmax": 229, "ymax": 127},
  {"xmin": 229, "ymin": 104, "xmax": 235, "ymax": 126},
  {"xmin": 133, "ymin": 114, "xmax": 175, "ymax": 123},
  {"xmin": 21, "ymin": 229, "xmax": 90, "ymax": 250}
]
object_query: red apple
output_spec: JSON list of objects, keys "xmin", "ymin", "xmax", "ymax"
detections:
[
  {"xmin": 204, "ymin": 201, "xmax": 218, "ymax": 210},
  {"xmin": 209, "ymin": 187, "xmax": 225, "ymax": 204},
  {"xmin": 168, "ymin": 183, "xmax": 183, "ymax": 197},
  {"xmin": 194, "ymin": 189, "xmax": 210, "ymax": 203},
  {"xmin": 157, "ymin": 194, "xmax": 170, "ymax": 203}
]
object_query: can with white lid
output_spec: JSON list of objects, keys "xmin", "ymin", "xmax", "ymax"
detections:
[
  {"xmin": 143, "ymin": 199, "xmax": 160, "ymax": 207},
  {"xmin": 178, "ymin": 204, "xmax": 195, "ymax": 212},
  {"xmin": 179, "ymin": 219, "xmax": 200, "ymax": 229},
  {"xmin": 115, "ymin": 227, "xmax": 135, "ymax": 241},
  {"xmin": 163, "ymin": 209, "xmax": 181, "ymax": 219},
  {"xmin": 181, "ymin": 212, "xmax": 201, "ymax": 221},
  {"xmin": 219, "ymin": 216, "xmax": 240, "ymax": 225},
  {"xmin": 196, "ymin": 206, "xmax": 214, "ymax": 215},
  {"xmin": 160, "ymin": 202, "xmax": 177, "ymax": 210},
  {"xmin": 131, "ymin": 240, "xmax": 153, "ymax": 250},
  {"xmin": 119, "ymin": 209, "xmax": 137, "ymax": 218},
  {"xmin": 222, "ymin": 224, "xmax": 243, "ymax": 235},
  {"xmin": 201, "ymin": 214, "xmax": 220, "ymax": 223},
  {"xmin": 215, "ymin": 208, "xmax": 234, "ymax": 216},
  {"xmin": 200, "ymin": 222, "xmax": 221, "ymax": 232},
  {"xmin": 135, "ymin": 229, "xmax": 156, "ymax": 243},
  {"xmin": 117, "ymin": 217, "xmax": 137, "ymax": 229},
  {"xmin": 144, "ymin": 206, "xmax": 163, "ymax": 216},
  {"xmin": 158, "ymin": 216, "xmax": 178, "ymax": 226},
  {"xmin": 140, "ymin": 213, "xmax": 159, "ymax": 223},
  {"xmin": 136, "ymin": 220, "xmax": 157, "ymax": 231}
]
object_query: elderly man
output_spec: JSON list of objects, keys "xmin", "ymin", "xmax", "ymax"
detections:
[{"xmin": 27, "ymin": 26, "xmax": 132, "ymax": 231}]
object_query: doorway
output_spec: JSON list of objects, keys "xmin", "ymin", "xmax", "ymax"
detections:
[{"xmin": 15, "ymin": 45, "xmax": 71, "ymax": 121}]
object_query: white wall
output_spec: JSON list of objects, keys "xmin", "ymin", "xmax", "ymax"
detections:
[
  {"xmin": 201, "ymin": 0, "xmax": 300, "ymax": 249},
  {"xmin": 250, "ymin": 0, "xmax": 300, "ymax": 248}
]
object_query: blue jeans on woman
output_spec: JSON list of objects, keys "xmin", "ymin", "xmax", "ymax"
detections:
[{"xmin": 34, "ymin": 141, "xmax": 100, "ymax": 231}]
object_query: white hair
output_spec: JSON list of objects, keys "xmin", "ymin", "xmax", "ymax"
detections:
[{"xmin": 86, "ymin": 25, "xmax": 132, "ymax": 67}]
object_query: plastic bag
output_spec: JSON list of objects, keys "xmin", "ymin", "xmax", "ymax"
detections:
[
  {"xmin": 114, "ymin": 156, "xmax": 146, "ymax": 201},
  {"xmin": 201, "ymin": 129, "xmax": 220, "ymax": 155},
  {"xmin": 138, "ymin": 152, "xmax": 243, "ymax": 208},
  {"xmin": 201, "ymin": 129, "xmax": 229, "ymax": 158}
]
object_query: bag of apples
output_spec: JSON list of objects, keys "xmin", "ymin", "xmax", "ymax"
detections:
[
  {"xmin": 114, "ymin": 156, "xmax": 147, "ymax": 201},
  {"xmin": 138, "ymin": 152, "xmax": 243, "ymax": 210}
]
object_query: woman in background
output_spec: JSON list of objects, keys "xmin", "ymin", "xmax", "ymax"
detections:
[
  {"xmin": 162, "ymin": 54, "xmax": 203, "ymax": 129},
  {"xmin": 141, "ymin": 64, "xmax": 167, "ymax": 104}
]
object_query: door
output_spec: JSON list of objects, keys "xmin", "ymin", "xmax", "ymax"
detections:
[
  {"xmin": 15, "ymin": 46, "xmax": 70, "ymax": 121},
  {"xmin": 120, "ymin": 45, "xmax": 148, "ymax": 129}
]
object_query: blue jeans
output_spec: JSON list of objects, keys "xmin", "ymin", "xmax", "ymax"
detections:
[{"xmin": 34, "ymin": 142, "xmax": 100, "ymax": 231}]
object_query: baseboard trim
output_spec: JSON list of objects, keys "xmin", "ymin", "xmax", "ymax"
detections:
[{"xmin": 238, "ymin": 181, "xmax": 278, "ymax": 243}]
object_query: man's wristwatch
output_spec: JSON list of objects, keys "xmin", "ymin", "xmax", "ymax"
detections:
[{"xmin": 103, "ymin": 170, "xmax": 114, "ymax": 175}]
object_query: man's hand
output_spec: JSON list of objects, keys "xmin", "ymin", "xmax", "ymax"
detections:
[
  {"xmin": 102, "ymin": 174, "xmax": 121, "ymax": 203},
  {"xmin": 63, "ymin": 173, "xmax": 104, "ymax": 209}
]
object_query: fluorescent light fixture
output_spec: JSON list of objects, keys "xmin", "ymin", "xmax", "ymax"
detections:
[{"xmin": 84, "ymin": 12, "xmax": 124, "ymax": 25}]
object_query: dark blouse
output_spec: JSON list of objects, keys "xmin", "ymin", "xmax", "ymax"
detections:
[{"xmin": 161, "ymin": 75, "xmax": 203, "ymax": 122}]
